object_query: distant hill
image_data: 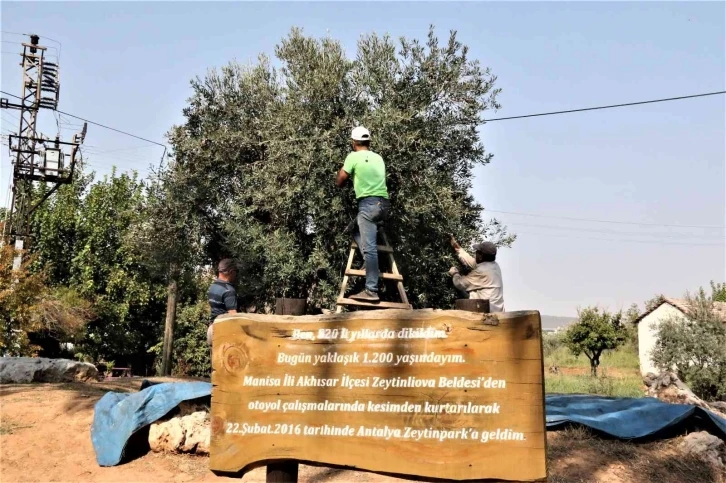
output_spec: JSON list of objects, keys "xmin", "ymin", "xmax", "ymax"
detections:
[{"xmin": 540, "ymin": 315, "xmax": 576, "ymax": 331}]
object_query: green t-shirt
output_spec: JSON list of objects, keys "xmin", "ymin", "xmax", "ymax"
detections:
[{"xmin": 342, "ymin": 150, "xmax": 389, "ymax": 199}]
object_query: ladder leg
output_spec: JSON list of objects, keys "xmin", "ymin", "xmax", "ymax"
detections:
[
  {"xmin": 381, "ymin": 231, "xmax": 410, "ymax": 306},
  {"xmin": 336, "ymin": 246, "xmax": 357, "ymax": 313}
]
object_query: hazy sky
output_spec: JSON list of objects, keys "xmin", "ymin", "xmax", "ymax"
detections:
[{"xmin": 2, "ymin": 2, "xmax": 724, "ymax": 316}]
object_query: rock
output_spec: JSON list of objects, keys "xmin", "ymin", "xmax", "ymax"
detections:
[
  {"xmin": 712, "ymin": 401, "xmax": 726, "ymax": 413},
  {"xmin": 644, "ymin": 371, "xmax": 726, "ymax": 419},
  {"xmin": 181, "ymin": 411, "xmax": 210, "ymax": 453},
  {"xmin": 680, "ymin": 431, "xmax": 726, "ymax": 469},
  {"xmin": 149, "ymin": 404, "xmax": 210, "ymax": 455},
  {"xmin": 0, "ymin": 357, "xmax": 98, "ymax": 384}
]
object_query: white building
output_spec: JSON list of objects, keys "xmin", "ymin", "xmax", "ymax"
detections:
[{"xmin": 634, "ymin": 297, "xmax": 726, "ymax": 376}]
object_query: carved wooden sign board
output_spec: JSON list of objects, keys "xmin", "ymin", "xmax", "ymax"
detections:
[{"xmin": 210, "ymin": 309, "xmax": 547, "ymax": 482}]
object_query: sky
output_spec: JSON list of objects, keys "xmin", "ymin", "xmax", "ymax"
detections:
[{"xmin": 1, "ymin": 2, "xmax": 724, "ymax": 317}]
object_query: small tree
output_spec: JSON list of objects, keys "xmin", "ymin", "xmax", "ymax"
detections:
[
  {"xmin": 651, "ymin": 289, "xmax": 726, "ymax": 401},
  {"xmin": 644, "ymin": 294, "xmax": 665, "ymax": 312},
  {"xmin": 710, "ymin": 281, "xmax": 726, "ymax": 303},
  {"xmin": 623, "ymin": 302, "xmax": 641, "ymax": 344},
  {"xmin": 565, "ymin": 307, "xmax": 626, "ymax": 377}
]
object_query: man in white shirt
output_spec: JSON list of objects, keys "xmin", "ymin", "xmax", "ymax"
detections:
[{"xmin": 448, "ymin": 237, "xmax": 505, "ymax": 312}]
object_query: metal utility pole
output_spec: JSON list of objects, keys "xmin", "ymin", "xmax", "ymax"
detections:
[{"xmin": 1, "ymin": 34, "xmax": 86, "ymax": 269}]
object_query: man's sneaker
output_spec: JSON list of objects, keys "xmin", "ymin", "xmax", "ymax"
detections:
[{"xmin": 350, "ymin": 289, "xmax": 380, "ymax": 302}]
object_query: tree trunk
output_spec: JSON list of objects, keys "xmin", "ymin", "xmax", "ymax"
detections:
[
  {"xmin": 275, "ymin": 298, "xmax": 306, "ymax": 316},
  {"xmin": 266, "ymin": 464, "xmax": 299, "ymax": 483},
  {"xmin": 161, "ymin": 266, "xmax": 179, "ymax": 377},
  {"xmin": 591, "ymin": 355, "xmax": 600, "ymax": 377}
]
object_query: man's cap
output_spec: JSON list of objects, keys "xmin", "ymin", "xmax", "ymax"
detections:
[
  {"xmin": 351, "ymin": 126, "xmax": 371, "ymax": 141},
  {"xmin": 218, "ymin": 258, "xmax": 238, "ymax": 273},
  {"xmin": 473, "ymin": 241, "xmax": 497, "ymax": 256}
]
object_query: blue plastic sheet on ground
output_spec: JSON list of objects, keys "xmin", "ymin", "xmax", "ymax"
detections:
[
  {"xmin": 546, "ymin": 394, "xmax": 726, "ymax": 439},
  {"xmin": 91, "ymin": 383, "xmax": 726, "ymax": 467},
  {"xmin": 91, "ymin": 381, "xmax": 212, "ymax": 466}
]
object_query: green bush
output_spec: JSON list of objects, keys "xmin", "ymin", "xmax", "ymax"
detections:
[
  {"xmin": 652, "ymin": 289, "xmax": 726, "ymax": 401},
  {"xmin": 150, "ymin": 300, "xmax": 211, "ymax": 377}
]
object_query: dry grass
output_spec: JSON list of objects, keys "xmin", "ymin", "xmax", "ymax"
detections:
[{"xmin": 548, "ymin": 427, "xmax": 725, "ymax": 483}]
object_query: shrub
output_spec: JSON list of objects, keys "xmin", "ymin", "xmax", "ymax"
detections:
[
  {"xmin": 0, "ymin": 246, "xmax": 92, "ymax": 356},
  {"xmin": 150, "ymin": 299, "xmax": 211, "ymax": 377},
  {"xmin": 651, "ymin": 289, "xmax": 726, "ymax": 401}
]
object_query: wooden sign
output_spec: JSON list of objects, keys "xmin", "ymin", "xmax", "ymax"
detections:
[{"xmin": 210, "ymin": 309, "xmax": 546, "ymax": 482}]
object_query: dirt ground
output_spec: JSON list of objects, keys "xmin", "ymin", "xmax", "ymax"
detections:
[{"xmin": 1, "ymin": 379, "xmax": 723, "ymax": 483}]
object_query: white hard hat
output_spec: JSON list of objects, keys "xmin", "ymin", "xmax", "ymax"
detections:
[{"xmin": 351, "ymin": 126, "xmax": 371, "ymax": 141}]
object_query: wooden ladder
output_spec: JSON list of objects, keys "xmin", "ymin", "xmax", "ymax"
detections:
[{"xmin": 336, "ymin": 229, "xmax": 412, "ymax": 313}]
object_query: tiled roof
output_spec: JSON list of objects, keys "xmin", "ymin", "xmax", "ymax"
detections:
[{"xmin": 633, "ymin": 297, "xmax": 726, "ymax": 324}]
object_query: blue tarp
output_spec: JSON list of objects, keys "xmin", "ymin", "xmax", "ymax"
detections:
[
  {"xmin": 91, "ymin": 382, "xmax": 726, "ymax": 467},
  {"xmin": 546, "ymin": 394, "xmax": 726, "ymax": 439},
  {"xmin": 91, "ymin": 381, "xmax": 212, "ymax": 467}
]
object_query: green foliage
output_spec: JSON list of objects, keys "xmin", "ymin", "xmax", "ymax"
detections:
[
  {"xmin": 652, "ymin": 289, "xmax": 726, "ymax": 401},
  {"xmin": 545, "ymin": 372, "xmax": 643, "ymax": 398},
  {"xmin": 623, "ymin": 303, "xmax": 640, "ymax": 344},
  {"xmin": 165, "ymin": 26, "xmax": 513, "ymax": 312},
  {"xmin": 547, "ymin": 342, "xmax": 639, "ymax": 371},
  {"xmin": 542, "ymin": 332, "xmax": 566, "ymax": 360},
  {"xmin": 565, "ymin": 307, "xmax": 627, "ymax": 377},
  {"xmin": 29, "ymin": 173, "xmax": 92, "ymax": 284},
  {"xmin": 150, "ymin": 298, "xmax": 211, "ymax": 377},
  {"xmin": 0, "ymin": 246, "xmax": 92, "ymax": 356},
  {"xmin": 710, "ymin": 281, "xmax": 726, "ymax": 303},
  {"xmin": 27, "ymin": 170, "xmax": 167, "ymax": 371},
  {"xmin": 644, "ymin": 294, "xmax": 665, "ymax": 312},
  {"xmin": 545, "ymin": 336, "xmax": 641, "ymax": 397}
]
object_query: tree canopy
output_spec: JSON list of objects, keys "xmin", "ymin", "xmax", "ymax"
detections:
[
  {"xmin": 162, "ymin": 26, "xmax": 513, "ymax": 312},
  {"xmin": 565, "ymin": 307, "xmax": 627, "ymax": 377},
  {"xmin": 3, "ymin": 26, "xmax": 513, "ymax": 375},
  {"xmin": 652, "ymin": 288, "xmax": 726, "ymax": 400}
]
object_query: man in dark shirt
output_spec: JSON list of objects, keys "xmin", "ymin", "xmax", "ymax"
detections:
[{"xmin": 207, "ymin": 258, "xmax": 238, "ymax": 346}]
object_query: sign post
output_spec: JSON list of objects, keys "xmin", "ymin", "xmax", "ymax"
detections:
[{"xmin": 210, "ymin": 309, "xmax": 547, "ymax": 482}]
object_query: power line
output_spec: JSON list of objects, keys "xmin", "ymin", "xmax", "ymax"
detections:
[
  {"xmin": 1, "ymin": 33, "xmax": 60, "ymax": 59},
  {"xmin": 0, "ymin": 90, "xmax": 167, "ymax": 166},
  {"xmin": 486, "ymin": 209, "xmax": 724, "ymax": 229},
  {"xmin": 506, "ymin": 222, "xmax": 725, "ymax": 240},
  {"xmin": 514, "ymin": 231, "xmax": 724, "ymax": 247},
  {"xmin": 1, "ymin": 90, "xmax": 162, "ymax": 147},
  {"xmin": 483, "ymin": 91, "xmax": 726, "ymax": 122}
]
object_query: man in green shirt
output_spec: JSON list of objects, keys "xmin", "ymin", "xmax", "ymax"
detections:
[{"xmin": 336, "ymin": 126, "xmax": 390, "ymax": 302}]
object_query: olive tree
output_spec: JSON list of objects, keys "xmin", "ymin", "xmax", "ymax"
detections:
[
  {"xmin": 165, "ymin": 26, "xmax": 514, "ymax": 312},
  {"xmin": 652, "ymin": 289, "xmax": 726, "ymax": 401}
]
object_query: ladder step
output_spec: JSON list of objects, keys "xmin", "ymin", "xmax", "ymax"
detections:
[
  {"xmin": 350, "ymin": 242, "xmax": 393, "ymax": 253},
  {"xmin": 345, "ymin": 269, "xmax": 403, "ymax": 281},
  {"xmin": 337, "ymin": 298, "xmax": 412, "ymax": 310}
]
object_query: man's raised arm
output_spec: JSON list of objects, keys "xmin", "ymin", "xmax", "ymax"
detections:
[
  {"xmin": 336, "ymin": 168, "xmax": 349, "ymax": 187},
  {"xmin": 450, "ymin": 235, "xmax": 477, "ymax": 269}
]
